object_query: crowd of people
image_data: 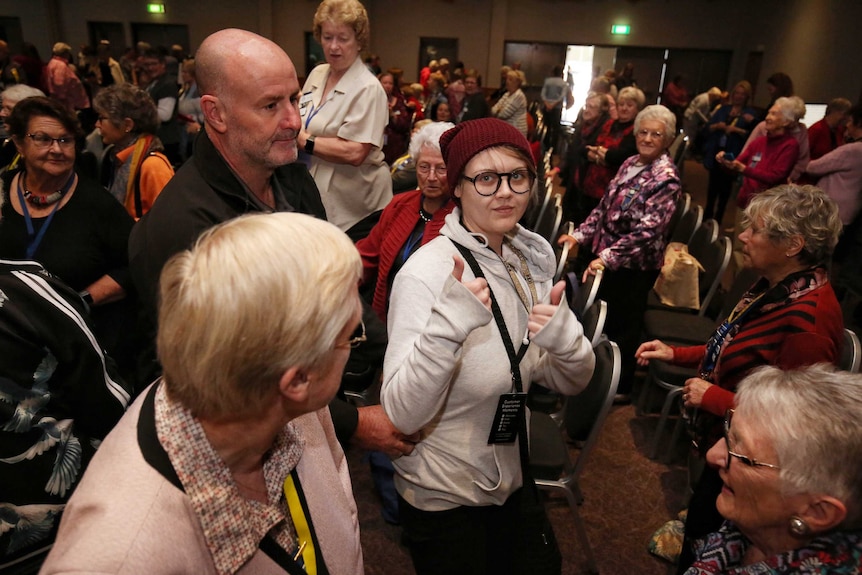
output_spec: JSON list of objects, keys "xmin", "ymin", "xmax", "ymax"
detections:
[{"xmin": 1, "ymin": 3, "xmax": 862, "ymax": 575}]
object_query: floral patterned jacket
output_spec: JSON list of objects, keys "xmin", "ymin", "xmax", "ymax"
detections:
[
  {"xmin": 686, "ymin": 521, "xmax": 862, "ymax": 574},
  {"xmin": 573, "ymin": 152, "xmax": 681, "ymax": 271}
]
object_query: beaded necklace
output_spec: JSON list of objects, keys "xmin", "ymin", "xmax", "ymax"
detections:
[{"xmin": 20, "ymin": 169, "xmax": 76, "ymax": 206}]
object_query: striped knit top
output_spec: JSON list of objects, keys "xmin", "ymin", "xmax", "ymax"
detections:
[{"xmin": 673, "ymin": 269, "xmax": 844, "ymax": 418}]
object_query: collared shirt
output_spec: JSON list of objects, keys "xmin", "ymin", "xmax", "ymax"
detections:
[
  {"xmin": 155, "ymin": 385, "xmax": 303, "ymax": 575},
  {"xmin": 301, "ymin": 56, "xmax": 392, "ymax": 232}
]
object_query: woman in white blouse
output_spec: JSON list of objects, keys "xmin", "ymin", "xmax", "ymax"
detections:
[{"xmin": 298, "ymin": 0, "xmax": 392, "ymax": 241}]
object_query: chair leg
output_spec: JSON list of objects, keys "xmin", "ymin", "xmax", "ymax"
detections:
[
  {"xmin": 572, "ymin": 481, "xmax": 584, "ymax": 506},
  {"xmin": 649, "ymin": 387, "xmax": 683, "ymax": 459},
  {"xmin": 663, "ymin": 412, "xmax": 686, "ymax": 464},
  {"xmin": 559, "ymin": 485, "xmax": 599, "ymax": 574},
  {"xmin": 635, "ymin": 371, "xmax": 653, "ymax": 416}
]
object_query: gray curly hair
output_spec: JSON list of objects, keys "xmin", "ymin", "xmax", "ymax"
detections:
[{"xmin": 743, "ymin": 184, "xmax": 841, "ymax": 266}]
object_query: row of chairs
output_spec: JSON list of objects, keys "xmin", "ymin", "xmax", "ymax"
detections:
[{"xmin": 528, "ymin": 266, "xmax": 613, "ymax": 574}]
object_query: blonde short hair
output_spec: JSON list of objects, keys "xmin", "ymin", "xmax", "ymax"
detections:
[
  {"xmin": 313, "ymin": 0, "xmax": 371, "ymax": 52},
  {"xmin": 618, "ymin": 86, "xmax": 646, "ymax": 110},
  {"xmin": 157, "ymin": 213, "xmax": 362, "ymax": 419}
]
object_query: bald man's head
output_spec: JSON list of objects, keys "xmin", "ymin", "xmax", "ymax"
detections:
[
  {"xmin": 195, "ymin": 29, "xmax": 302, "ymax": 177},
  {"xmin": 197, "ymin": 29, "xmax": 293, "ymax": 102}
]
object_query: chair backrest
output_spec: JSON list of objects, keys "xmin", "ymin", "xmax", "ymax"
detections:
[
  {"xmin": 667, "ymin": 133, "xmax": 685, "ymax": 163},
  {"xmin": 687, "ymin": 218, "xmax": 719, "ymax": 264},
  {"xmin": 670, "ymin": 204, "xmax": 703, "ymax": 245},
  {"xmin": 534, "ymin": 193, "xmax": 563, "ymax": 243},
  {"xmin": 527, "ymin": 180, "xmax": 554, "ymax": 230},
  {"xmin": 840, "ymin": 328, "xmax": 862, "ymax": 373},
  {"xmin": 581, "ymin": 299, "xmax": 607, "ymax": 348},
  {"xmin": 673, "ymin": 135, "xmax": 690, "ymax": 168},
  {"xmin": 565, "ymin": 340, "xmax": 621, "ymax": 476},
  {"xmin": 554, "ymin": 221, "xmax": 574, "ymax": 283},
  {"xmin": 666, "ymin": 192, "xmax": 691, "ymax": 240},
  {"xmin": 570, "ymin": 266, "xmax": 603, "ymax": 317},
  {"xmin": 695, "ymin": 236, "xmax": 732, "ymax": 316}
]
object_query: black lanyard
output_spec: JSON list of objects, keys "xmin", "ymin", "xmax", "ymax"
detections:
[
  {"xmin": 451, "ymin": 240, "xmax": 529, "ymax": 391},
  {"xmin": 452, "ymin": 240, "xmax": 535, "ymax": 469}
]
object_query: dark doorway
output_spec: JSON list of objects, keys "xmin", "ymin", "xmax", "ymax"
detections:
[
  {"xmin": 0, "ymin": 16, "xmax": 24, "ymax": 53},
  {"xmin": 503, "ymin": 41, "xmax": 567, "ymax": 87},
  {"xmin": 304, "ymin": 31, "xmax": 325, "ymax": 79},
  {"xmin": 131, "ymin": 23, "xmax": 190, "ymax": 53},
  {"xmin": 88, "ymin": 21, "xmax": 126, "ymax": 59},
  {"xmin": 743, "ymin": 51, "xmax": 763, "ymax": 100},
  {"xmin": 615, "ymin": 47, "xmax": 667, "ymax": 105},
  {"xmin": 418, "ymin": 37, "xmax": 458, "ymax": 74},
  {"xmin": 665, "ymin": 48, "xmax": 733, "ymax": 100}
]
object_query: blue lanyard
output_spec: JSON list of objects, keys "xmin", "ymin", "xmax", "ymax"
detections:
[
  {"xmin": 303, "ymin": 98, "xmax": 326, "ymax": 131},
  {"xmin": 400, "ymin": 223, "xmax": 425, "ymax": 263},
  {"xmin": 701, "ymin": 292, "xmax": 765, "ymax": 378},
  {"xmin": 17, "ymin": 171, "xmax": 76, "ymax": 260}
]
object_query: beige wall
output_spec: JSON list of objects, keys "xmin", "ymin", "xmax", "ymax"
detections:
[{"xmin": 4, "ymin": 0, "xmax": 861, "ymax": 106}]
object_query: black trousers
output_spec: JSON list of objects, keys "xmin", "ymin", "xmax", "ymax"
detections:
[
  {"xmin": 676, "ymin": 464, "xmax": 724, "ymax": 573},
  {"xmin": 398, "ymin": 490, "xmax": 521, "ymax": 575},
  {"xmin": 704, "ymin": 167, "xmax": 736, "ymax": 224},
  {"xmin": 574, "ymin": 250, "xmax": 658, "ymax": 393}
]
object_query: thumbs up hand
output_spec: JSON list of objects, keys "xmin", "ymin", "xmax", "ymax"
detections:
[
  {"xmin": 452, "ymin": 255, "xmax": 491, "ymax": 311},
  {"xmin": 528, "ymin": 280, "xmax": 566, "ymax": 338}
]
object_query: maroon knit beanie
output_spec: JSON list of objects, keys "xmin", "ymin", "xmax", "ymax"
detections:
[{"xmin": 440, "ymin": 118, "xmax": 535, "ymax": 192}]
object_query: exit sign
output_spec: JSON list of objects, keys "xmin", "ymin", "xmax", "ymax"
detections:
[
  {"xmin": 147, "ymin": 3, "xmax": 166, "ymax": 13},
  {"xmin": 611, "ymin": 25, "xmax": 630, "ymax": 35}
]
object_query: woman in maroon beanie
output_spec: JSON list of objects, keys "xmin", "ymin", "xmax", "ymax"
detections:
[{"xmin": 380, "ymin": 118, "xmax": 595, "ymax": 575}]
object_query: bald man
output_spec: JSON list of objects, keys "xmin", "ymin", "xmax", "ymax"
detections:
[{"xmin": 129, "ymin": 29, "xmax": 414, "ymax": 459}]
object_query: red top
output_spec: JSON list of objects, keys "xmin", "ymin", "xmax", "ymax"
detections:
[{"xmin": 356, "ymin": 190, "xmax": 454, "ymax": 322}]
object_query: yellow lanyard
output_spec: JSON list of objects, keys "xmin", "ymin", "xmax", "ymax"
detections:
[
  {"xmin": 283, "ymin": 473, "xmax": 316, "ymax": 574},
  {"xmin": 502, "ymin": 238, "xmax": 538, "ymax": 312}
]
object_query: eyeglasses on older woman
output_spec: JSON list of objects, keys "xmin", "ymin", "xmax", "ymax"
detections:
[{"xmin": 722, "ymin": 409, "xmax": 781, "ymax": 471}]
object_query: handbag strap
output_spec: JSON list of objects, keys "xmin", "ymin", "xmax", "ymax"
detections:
[{"xmin": 450, "ymin": 240, "xmax": 536, "ymax": 484}]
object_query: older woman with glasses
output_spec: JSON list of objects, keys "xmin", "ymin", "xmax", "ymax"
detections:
[
  {"xmin": 357, "ymin": 121, "xmax": 455, "ymax": 322},
  {"xmin": 0, "ymin": 96, "xmax": 136, "ymax": 382},
  {"xmin": 381, "ymin": 118, "xmax": 595, "ymax": 575},
  {"xmin": 637, "ymin": 184, "xmax": 844, "ymax": 573},
  {"xmin": 560, "ymin": 104, "xmax": 681, "ymax": 402},
  {"xmin": 684, "ymin": 364, "xmax": 862, "ymax": 574}
]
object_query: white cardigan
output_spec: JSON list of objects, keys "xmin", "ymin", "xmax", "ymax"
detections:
[{"xmin": 381, "ymin": 210, "xmax": 595, "ymax": 512}]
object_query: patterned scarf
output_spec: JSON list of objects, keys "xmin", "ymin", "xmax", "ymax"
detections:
[
  {"xmin": 687, "ymin": 522, "xmax": 862, "ymax": 574},
  {"xmin": 699, "ymin": 267, "xmax": 829, "ymax": 381}
]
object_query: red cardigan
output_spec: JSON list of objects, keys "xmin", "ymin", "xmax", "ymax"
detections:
[
  {"xmin": 671, "ymin": 281, "xmax": 843, "ymax": 417},
  {"xmin": 736, "ymin": 132, "xmax": 799, "ymax": 208},
  {"xmin": 356, "ymin": 190, "xmax": 454, "ymax": 322}
]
